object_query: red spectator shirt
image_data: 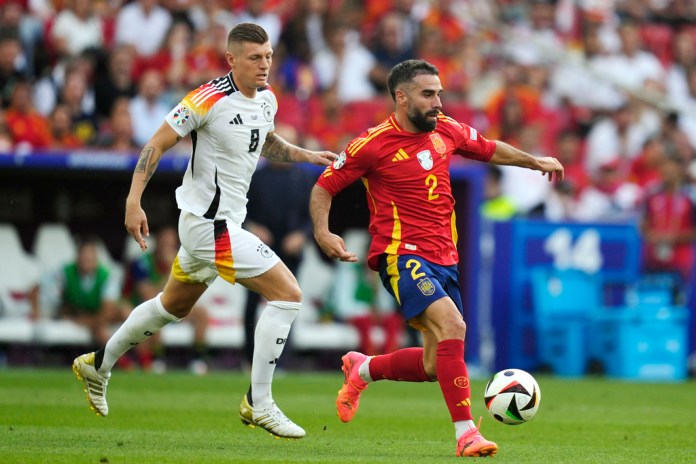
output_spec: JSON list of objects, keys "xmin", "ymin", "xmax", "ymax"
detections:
[
  {"xmin": 317, "ymin": 113, "xmax": 496, "ymax": 270},
  {"xmin": 641, "ymin": 184, "xmax": 696, "ymax": 279}
]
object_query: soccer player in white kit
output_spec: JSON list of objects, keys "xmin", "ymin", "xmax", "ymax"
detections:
[{"xmin": 72, "ymin": 23, "xmax": 337, "ymax": 439}]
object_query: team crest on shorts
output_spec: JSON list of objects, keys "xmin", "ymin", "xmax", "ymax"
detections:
[
  {"xmin": 417, "ymin": 277, "xmax": 436, "ymax": 296},
  {"xmin": 333, "ymin": 151, "xmax": 347, "ymax": 170},
  {"xmin": 417, "ymin": 150, "xmax": 433, "ymax": 170},
  {"xmin": 257, "ymin": 244, "xmax": 274, "ymax": 258},
  {"xmin": 172, "ymin": 105, "xmax": 190, "ymax": 125}
]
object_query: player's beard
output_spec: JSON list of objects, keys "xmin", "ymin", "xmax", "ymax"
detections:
[{"xmin": 408, "ymin": 107, "xmax": 438, "ymax": 132}]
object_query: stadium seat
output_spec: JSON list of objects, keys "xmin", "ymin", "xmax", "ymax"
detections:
[
  {"xmin": 32, "ymin": 223, "xmax": 77, "ymax": 273},
  {"xmin": 0, "ymin": 223, "xmax": 41, "ymax": 319},
  {"xmin": 32, "ymin": 224, "xmax": 78, "ymax": 318}
]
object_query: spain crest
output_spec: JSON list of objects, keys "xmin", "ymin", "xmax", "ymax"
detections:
[
  {"xmin": 417, "ymin": 277, "xmax": 436, "ymax": 296},
  {"xmin": 416, "ymin": 150, "xmax": 433, "ymax": 170},
  {"xmin": 430, "ymin": 133, "xmax": 446, "ymax": 155}
]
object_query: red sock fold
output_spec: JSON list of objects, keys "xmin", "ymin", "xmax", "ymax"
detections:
[
  {"xmin": 368, "ymin": 347, "xmax": 430, "ymax": 382},
  {"xmin": 436, "ymin": 339, "xmax": 473, "ymax": 422}
]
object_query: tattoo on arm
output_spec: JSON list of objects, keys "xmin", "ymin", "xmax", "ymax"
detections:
[
  {"xmin": 135, "ymin": 146, "xmax": 162, "ymax": 183},
  {"xmin": 261, "ymin": 133, "xmax": 295, "ymax": 162}
]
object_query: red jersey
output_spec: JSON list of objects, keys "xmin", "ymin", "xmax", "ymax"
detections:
[{"xmin": 317, "ymin": 113, "xmax": 496, "ymax": 270}]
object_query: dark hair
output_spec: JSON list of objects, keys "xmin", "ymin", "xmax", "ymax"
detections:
[
  {"xmin": 227, "ymin": 23, "xmax": 269, "ymax": 49},
  {"xmin": 387, "ymin": 60, "xmax": 439, "ymax": 102}
]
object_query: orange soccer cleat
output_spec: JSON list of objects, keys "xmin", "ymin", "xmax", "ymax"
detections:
[
  {"xmin": 336, "ymin": 351, "xmax": 369, "ymax": 423},
  {"xmin": 456, "ymin": 418, "xmax": 498, "ymax": 457}
]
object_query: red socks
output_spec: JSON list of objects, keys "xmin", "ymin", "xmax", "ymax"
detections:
[
  {"xmin": 366, "ymin": 339, "xmax": 473, "ymax": 422},
  {"xmin": 368, "ymin": 347, "xmax": 430, "ymax": 382},
  {"xmin": 436, "ymin": 339, "xmax": 473, "ymax": 422}
]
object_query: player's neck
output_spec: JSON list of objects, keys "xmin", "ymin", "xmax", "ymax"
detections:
[{"xmin": 239, "ymin": 87, "xmax": 257, "ymax": 99}]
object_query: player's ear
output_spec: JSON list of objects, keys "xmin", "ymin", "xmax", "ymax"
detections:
[
  {"xmin": 225, "ymin": 51, "xmax": 235, "ymax": 68},
  {"xmin": 395, "ymin": 88, "xmax": 408, "ymax": 107}
]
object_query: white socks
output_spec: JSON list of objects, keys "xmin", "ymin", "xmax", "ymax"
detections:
[
  {"xmin": 455, "ymin": 420, "xmax": 478, "ymax": 440},
  {"xmin": 250, "ymin": 301, "xmax": 299, "ymax": 409},
  {"xmin": 358, "ymin": 356, "xmax": 373, "ymax": 383},
  {"xmin": 99, "ymin": 293, "xmax": 180, "ymax": 375}
]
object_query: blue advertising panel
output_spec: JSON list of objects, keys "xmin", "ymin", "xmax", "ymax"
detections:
[{"xmin": 489, "ymin": 219, "xmax": 641, "ymax": 372}]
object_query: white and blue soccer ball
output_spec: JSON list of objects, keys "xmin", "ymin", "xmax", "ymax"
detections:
[{"xmin": 484, "ymin": 369, "xmax": 541, "ymax": 425}]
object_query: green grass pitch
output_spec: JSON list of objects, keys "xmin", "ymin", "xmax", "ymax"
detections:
[{"xmin": 1, "ymin": 368, "xmax": 695, "ymax": 463}]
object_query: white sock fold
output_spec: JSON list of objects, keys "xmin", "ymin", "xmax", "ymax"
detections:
[
  {"xmin": 358, "ymin": 356, "xmax": 373, "ymax": 383},
  {"xmin": 455, "ymin": 420, "xmax": 478, "ymax": 440},
  {"xmin": 250, "ymin": 300, "xmax": 300, "ymax": 409},
  {"xmin": 99, "ymin": 293, "xmax": 180, "ymax": 375}
]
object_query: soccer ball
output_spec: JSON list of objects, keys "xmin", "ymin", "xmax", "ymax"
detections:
[{"xmin": 484, "ymin": 369, "xmax": 541, "ymax": 425}]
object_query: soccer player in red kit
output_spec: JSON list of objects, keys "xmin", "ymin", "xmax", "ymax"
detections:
[{"xmin": 309, "ymin": 60, "xmax": 564, "ymax": 457}]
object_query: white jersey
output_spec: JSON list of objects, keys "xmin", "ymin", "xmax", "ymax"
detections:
[{"xmin": 165, "ymin": 72, "xmax": 277, "ymax": 226}]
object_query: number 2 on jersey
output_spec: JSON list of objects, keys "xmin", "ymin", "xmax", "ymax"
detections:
[{"xmin": 426, "ymin": 174, "xmax": 439, "ymax": 200}]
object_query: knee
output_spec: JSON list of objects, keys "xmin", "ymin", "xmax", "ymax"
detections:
[
  {"xmin": 160, "ymin": 296, "xmax": 193, "ymax": 319},
  {"xmin": 436, "ymin": 317, "xmax": 466, "ymax": 341},
  {"xmin": 275, "ymin": 283, "xmax": 302, "ymax": 303}
]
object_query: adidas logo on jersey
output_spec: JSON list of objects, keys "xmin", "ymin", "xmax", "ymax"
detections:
[
  {"xmin": 229, "ymin": 114, "xmax": 244, "ymax": 125},
  {"xmin": 392, "ymin": 148, "xmax": 410, "ymax": 162}
]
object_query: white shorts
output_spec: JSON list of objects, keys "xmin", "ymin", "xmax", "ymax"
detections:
[{"xmin": 173, "ymin": 211, "xmax": 280, "ymax": 285}]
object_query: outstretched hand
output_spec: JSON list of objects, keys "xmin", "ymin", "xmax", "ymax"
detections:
[
  {"xmin": 307, "ymin": 150, "xmax": 338, "ymax": 166},
  {"xmin": 537, "ymin": 156, "xmax": 565, "ymax": 182}
]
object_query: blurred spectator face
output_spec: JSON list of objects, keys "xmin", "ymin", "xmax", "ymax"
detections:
[
  {"xmin": 659, "ymin": 154, "xmax": 685, "ymax": 185},
  {"xmin": 643, "ymin": 138, "xmax": 665, "ymax": 165},
  {"xmin": 582, "ymin": 26, "xmax": 604, "ymax": 57},
  {"xmin": 0, "ymin": 1, "xmax": 22, "ymax": 28},
  {"xmin": 0, "ymin": 36, "xmax": 21, "ymax": 73},
  {"xmin": 63, "ymin": 72, "xmax": 87, "ymax": 107},
  {"xmin": 110, "ymin": 105, "xmax": 133, "ymax": 140},
  {"xmin": 245, "ymin": 0, "xmax": 267, "ymax": 16},
  {"xmin": 326, "ymin": 23, "xmax": 347, "ymax": 54},
  {"xmin": 530, "ymin": 1, "xmax": 556, "ymax": 29},
  {"xmin": 139, "ymin": 0, "xmax": 159, "ymax": 12},
  {"xmin": 673, "ymin": 30, "xmax": 695, "ymax": 66},
  {"xmin": 77, "ymin": 242, "xmax": 99, "ymax": 275},
  {"xmin": 306, "ymin": 0, "xmax": 328, "ymax": 14},
  {"xmin": 166, "ymin": 21, "xmax": 192, "ymax": 56},
  {"xmin": 556, "ymin": 131, "xmax": 580, "ymax": 164},
  {"xmin": 72, "ymin": 0, "xmax": 92, "ymax": 19},
  {"xmin": 50, "ymin": 104, "xmax": 73, "ymax": 135},
  {"xmin": 9, "ymin": 81, "xmax": 32, "ymax": 113},
  {"xmin": 138, "ymin": 69, "xmax": 164, "ymax": 101},
  {"xmin": 613, "ymin": 104, "xmax": 633, "ymax": 130},
  {"xmin": 109, "ymin": 46, "xmax": 136, "ymax": 79},
  {"xmin": 377, "ymin": 13, "xmax": 406, "ymax": 55},
  {"xmin": 618, "ymin": 22, "xmax": 641, "ymax": 56}
]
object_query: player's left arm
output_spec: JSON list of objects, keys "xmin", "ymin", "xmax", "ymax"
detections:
[
  {"xmin": 261, "ymin": 131, "xmax": 337, "ymax": 165},
  {"xmin": 490, "ymin": 141, "xmax": 564, "ymax": 182}
]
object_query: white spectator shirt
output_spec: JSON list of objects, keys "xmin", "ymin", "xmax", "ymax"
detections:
[
  {"xmin": 51, "ymin": 10, "xmax": 103, "ymax": 56},
  {"xmin": 165, "ymin": 73, "xmax": 277, "ymax": 227},
  {"xmin": 115, "ymin": 2, "xmax": 172, "ymax": 57}
]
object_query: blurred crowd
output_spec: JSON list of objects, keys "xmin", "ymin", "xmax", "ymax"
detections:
[{"xmin": 1, "ymin": 0, "xmax": 696, "ymax": 225}]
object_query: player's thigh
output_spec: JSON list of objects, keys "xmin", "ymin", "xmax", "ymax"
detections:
[{"xmin": 237, "ymin": 260, "xmax": 301, "ymax": 302}]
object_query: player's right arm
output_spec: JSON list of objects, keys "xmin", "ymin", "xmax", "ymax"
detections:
[
  {"xmin": 309, "ymin": 184, "xmax": 358, "ymax": 262},
  {"xmin": 125, "ymin": 122, "xmax": 182, "ymax": 251}
]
